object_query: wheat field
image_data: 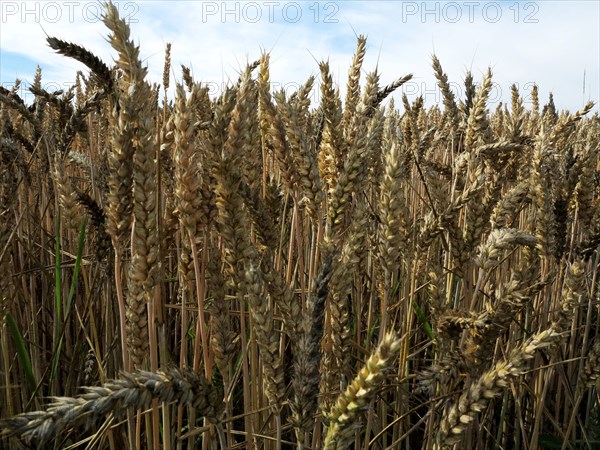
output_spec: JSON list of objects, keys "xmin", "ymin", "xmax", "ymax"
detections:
[{"xmin": 1, "ymin": 3, "xmax": 599, "ymax": 449}]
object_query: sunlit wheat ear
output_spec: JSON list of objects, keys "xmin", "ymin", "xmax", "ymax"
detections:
[
  {"xmin": 530, "ymin": 132, "xmax": 557, "ymax": 259},
  {"xmin": 554, "ymin": 259, "xmax": 586, "ymax": 333},
  {"xmin": 436, "ymin": 328, "xmax": 560, "ymax": 448},
  {"xmin": 571, "ymin": 129, "xmax": 598, "ymax": 229},
  {"xmin": 104, "ymin": 1, "xmax": 159, "ymax": 368},
  {"xmin": 208, "ymin": 252, "xmax": 237, "ymax": 380},
  {"xmin": 318, "ymin": 61, "xmax": 344, "ymax": 197},
  {"xmin": 432, "ymin": 55, "xmax": 459, "ymax": 131},
  {"xmin": 239, "ymin": 179, "xmax": 278, "ymax": 251},
  {"xmin": 464, "ymin": 67, "xmax": 493, "ymax": 152},
  {"xmin": 548, "ymin": 101, "xmax": 595, "ymax": 149},
  {"xmin": 323, "ymin": 332, "xmax": 401, "ymax": 450},
  {"xmin": 580, "ymin": 340, "xmax": 600, "ymax": 389},
  {"xmin": 213, "ymin": 69, "xmax": 254, "ymax": 294},
  {"xmin": 258, "ymin": 53, "xmax": 299, "ymax": 194},
  {"xmin": 105, "ymin": 81, "xmax": 134, "ymax": 253},
  {"xmin": 320, "ymin": 202, "xmax": 368, "ymax": 411},
  {"xmin": 3, "ymin": 7, "xmax": 600, "ymax": 449},
  {"xmin": 173, "ymin": 82, "xmax": 206, "ymax": 239},
  {"xmin": 377, "ymin": 141, "xmax": 410, "ymax": 273},
  {"xmin": 475, "ymin": 228, "xmax": 537, "ymax": 271},
  {"xmin": 274, "ymin": 90, "xmax": 323, "ymax": 222},
  {"xmin": 53, "ymin": 158, "xmax": 84, "ymax": 232},
  {"xmin": 417, "ymin": 174, "xmax": 485, "ymax": 255},
  {"xmin": 245, "ymin": 262, "xmax": 285, "ymax": 412},
  {"xmin": 342, "ymin": 35, "xmax": 367, "ymax": 139},
  {"xmin": 0, "ymin": 368, "xmax": 224, "ymax": 447},
  {"xmin": 325, "ymin": 70, "xmax": 380, "ymax": 244},
  {"xmin": 162, "ymin": 42, "xmax": 171, "ymax": 94}
]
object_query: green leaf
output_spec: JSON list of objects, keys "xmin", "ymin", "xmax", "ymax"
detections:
[
  {"xmin": 6, "ymin": 313, "xmax": 37, "ymax": 393},
  {"xmin": 51, "ymin": 220, "xmax": 87, "ymax": 385},
  {"xmin": 412, "ymin": 301, "xmax": 435, "ymax": 341},
  {"xmin": 66, "ymin": 221, "xmax": 87, "ymax": 315}
]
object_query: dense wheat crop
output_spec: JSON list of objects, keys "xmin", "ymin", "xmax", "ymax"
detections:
[{"xmin": 1, "ymin": 3, "xmax": 599, "ymax": 449}]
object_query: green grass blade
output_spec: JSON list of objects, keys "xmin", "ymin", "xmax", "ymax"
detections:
[
  {"xmin": 55, "ymin": 218, "xmax": 62, "ymax": 326},
  {"xmin": 6, "ymin": 313, "xmax": 36, "ymax": 393},
  {"xmin": 51, "ymin": 220, "xmax": 86, "ymax": 385},
  {"xmin": 66, "ymin": 220, "xmax": 87, "ymax": 315},
  {"xmin": 412, "ymin": 301, "xmax": 435, "ymax": 341}
]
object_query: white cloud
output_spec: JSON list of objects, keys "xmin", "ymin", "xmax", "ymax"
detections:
[{"xmin": 1, "ymin": 1, "xmax": 598, "ymax": 112}]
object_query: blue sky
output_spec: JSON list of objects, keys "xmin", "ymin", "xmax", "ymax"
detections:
[{"xmin": 1, "ymin": 1, "xmax": 599, "ymax": 112}]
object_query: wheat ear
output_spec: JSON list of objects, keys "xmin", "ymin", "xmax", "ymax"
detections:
[
  {"xmin": 290, "ymin": 254, "xmax": 333, "ymax": 445},
  {"xmin": 436, "ymin": 328, "xmax": 560, "ymax": 447},
  {"xmin": 323, "ymin": 331, "xmax": 401, "ymax": 450},
  {"xmin": 0, "ymin": 368, "xmax": 224, "ymax": 447}
]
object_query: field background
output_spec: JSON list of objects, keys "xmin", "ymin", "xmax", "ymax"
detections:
[{"xmin": 1, "ymin": 3, "xmax": 599, "ymax": 449}]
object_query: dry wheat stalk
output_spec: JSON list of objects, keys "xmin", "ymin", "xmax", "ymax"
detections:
[{"xmin": 0, "ymin": 142, "xmax": 19, "ymax": 321}]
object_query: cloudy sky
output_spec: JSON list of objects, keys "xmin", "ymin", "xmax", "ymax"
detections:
[{"xmin": 1, "ymin": 1, "xmax": 599, "ymax": 112}]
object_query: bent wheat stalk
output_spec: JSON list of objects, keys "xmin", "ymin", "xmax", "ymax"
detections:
[{"xmin": 0, "ymin": 368, "xmax": 225, "ymax": 448}]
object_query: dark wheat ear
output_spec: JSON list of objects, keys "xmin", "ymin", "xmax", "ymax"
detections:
[
  {"xmin": 46, "ymin": 37, "xmax": 113, "ymax": 91},
  {"xmin": 0, "ymin": 368, "xmax": 224, "ymax": 447},
  {"xmin": 290, "ymin": 253, "xmax": 333, "ymax": 444}
]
